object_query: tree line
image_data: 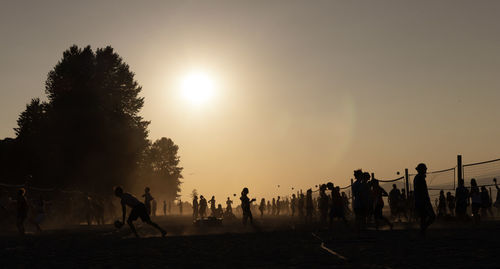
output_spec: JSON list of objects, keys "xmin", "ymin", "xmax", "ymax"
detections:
[{"xmin": 0, "ymin": 45, "xmax": 182, "ymax": 200}]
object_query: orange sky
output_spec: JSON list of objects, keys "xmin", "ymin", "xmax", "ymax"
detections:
[{"xmin": 1, "ymin": 1, "xmax": 500, "ymax": 201}]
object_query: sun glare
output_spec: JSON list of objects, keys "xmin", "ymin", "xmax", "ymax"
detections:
[{"xmin": 180, "ymin": 71, "xmax": 216, "ymax": 106}]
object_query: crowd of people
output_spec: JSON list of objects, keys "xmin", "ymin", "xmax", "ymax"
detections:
[{"xmin": 2, "ymin": 162, "xmax": 500, "ymax": 237}]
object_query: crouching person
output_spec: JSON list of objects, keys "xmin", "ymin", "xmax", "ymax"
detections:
[{"xmin": 114, "ymin": 186, "xmax": 166, "ymax": 238}]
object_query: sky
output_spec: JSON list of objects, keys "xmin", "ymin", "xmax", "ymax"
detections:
[{"xmin": 1, "ymin": 0, "xmax": 500, "ymax": 201}]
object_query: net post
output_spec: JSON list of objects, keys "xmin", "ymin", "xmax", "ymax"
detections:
[
  {"xmin": 457, "ymin": 155, "xmax": 463, "ymax": 183},
  {"xmin": 405, "ymin": 168, "xmax": 409, "ymax": 199}
]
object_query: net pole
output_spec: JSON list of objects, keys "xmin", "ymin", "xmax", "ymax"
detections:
[
  {"xmin": 457, "ymin": 155, "xmax": 463, "ymax": 182},
  {"xmin": 405, "ymin": 168, "xmax": 409, "ymax": 199}
]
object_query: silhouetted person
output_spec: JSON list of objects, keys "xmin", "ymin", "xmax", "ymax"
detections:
[
  {"xmin": 240, "ymin": 187, "xmax": 256, "ymax": 226},
  {"xmin": 305, "ymin": 189, "xmax": 313, "ymax": 224},
  {"xmin": 192, "ymin": 196, "xmax": 198, "ymax": 219},
  {"xmin": 179, "ymin": 199, "xmax": 183, "ymax": 215},
  {"xmin": 276, "ymin": 196, "xmax": 281, "ymax": 216},
  {"xmin": 163, "ymin": 200, "xmax": 167, "ymax": 216},
  {"xmin": 352, "ymin": 169, "xmax": 366, "ymax": 232},
  {"xmin": 470, "ymin": 178, "xmax": 481, "ymax": 224},
  {"xmin": 389, "ymin": 184, "xmax": 401, "ymax": 221},
  {"xmin": 371, "ymin": 180, "xmax": 393, "ymax": 230},
  {"xmin": 272, "ymin": 198, "xmax": 276, "ymax": 215},
  {"xmin": 16, "ymin": 188, "xmax": 28, "ymax": 235},
  {"xmin": 199, "ymin": 195, "xmax": 207, "ymax": 219},
  {"xmin": 142, "ymin": 187, "xmax": 154, "ymax": 216},
  {"xmin": 266, "ymin": 200, "xmax": 271, "ymax": 215},
  {"xmin": 226, "ymin": 197, "xmax": 233, "ymax": 213},
  {"xmin": 413, "ymin": 163, "xmax": 435, "ymax": 234},
  {"xmin": 114, "ymin": 186, "xmax": 166, "ymax": 238},
  {"xmin": 319, "ymin": 184, "xmax": 329, "ymax": 225},
  {"xmin": 298, "ymin": 192, "xmax": 305, "ymax": 218},
  {"xmin": 259, "ymin": 198, "xmax": 265, "ymax": 217},
  {"xmin": 480, "ymin": 186, "xmax": 493, "ymax": 218},
  {"xmin": 209, "ymin": 196, "xmax": 216, "ymax": 217},
  {"xmin": 494, "ymin": 178, "xmax": 500, "ymax": 215},
  {"xmin": 437, "ymin": 190, "xmax": 447, "ymax": 217},
  {"xmin": 399, "ymin": 189, "xmax": 408, "ymax": 221},
  {"xmin": 291, "ymin": 194, "xmax": 297, "ymax": 217},
  {"xmin": 455, "ymin": 178, "xmax": 469, "ymax": 220},
  {"xmin": 215, "ymin": 204, "xmax": 223, "ymax": 218},
  {"xmin": 446, "ymin": 192, "xmax": 455, "ymax": 217}
]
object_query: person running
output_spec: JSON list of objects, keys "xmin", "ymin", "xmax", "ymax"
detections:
[
  {"xmin": 114, "ymin": 187, "xmax": 166, "ymax": 238},
  {"xmin": 259, "ymin": 198, "xmax": 266, "ymax": 217},
  {"xmin": 437, "ymin": 190, "xmax": 447, "ymax": 218},
  {"xmin": 455, "ymin": 178, "xmax": 469, "ymax": 220},
  {"xmin": 389, "ymin": 184, "xmax": 401, "ymax": 221},
  {"xmin": 16, "ymin": 188, "xmax": 28, "ymax": 235},
  {"xmin": 240, "ymin": 187, "xmax": 256, "ymax": 226},
  {"xmin": 371, "ymin": 179, "xmax": 393, "ymax": 230},
  {"xmin": 226, "ymin": 197, "xmax": 233, "ymax": 213},
  {"xmin": 192, "ymin": 195, "xmax": 198, "ymax": 220},
  {"xmin": 142, "ymin": 187, "xmax": 154, "ymax": 216},
  {"xmin": 413, "ymin": 163, "xmax": 435, "ymax": 235},
  {"xmin": 470, "ymin": 178, "xmax": 481, "ymax": 224},
  {"xmin": 446, "ymin": 192, "xmax": 455, "ymax": 217}
]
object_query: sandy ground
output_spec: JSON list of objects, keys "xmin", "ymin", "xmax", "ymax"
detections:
[{"xmin": 1, "ymin": 216, "xmax": 499, "ymax": 268}]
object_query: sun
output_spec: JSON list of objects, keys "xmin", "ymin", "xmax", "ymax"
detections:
[{"xmin": 180, "ymin": 71, "xmax": 216, "ymax": 106}]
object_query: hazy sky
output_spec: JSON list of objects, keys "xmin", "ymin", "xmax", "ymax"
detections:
[{"xmin": 1, "ymin": 1, "xmax": 500, "ymax": 200}]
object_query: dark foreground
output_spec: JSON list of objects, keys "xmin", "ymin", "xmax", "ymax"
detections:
[{"xmin": 1, "ymin": 216, "xmax": 499, "ymax": 268}]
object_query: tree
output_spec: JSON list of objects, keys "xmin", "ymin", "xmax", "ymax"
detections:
[
  {"xmin": 14, "ymin": 45, "xmax": 151, "ymax": 194},
  {"xmin": 141, "ymin": 137, "xmax": 183, "ymax": 201}
]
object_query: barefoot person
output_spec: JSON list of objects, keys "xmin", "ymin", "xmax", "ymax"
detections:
[
  {"xmin": 413, "ymin": 163, "xmax": 435, "ymax": 235},
  {"xmin": 114, "ymin": 186, "xmax": 166, "ymax": 238}
]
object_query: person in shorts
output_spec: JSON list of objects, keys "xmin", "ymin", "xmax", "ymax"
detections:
[{"xmin": 114, "ymin": 186, "xmax": 166, "ymax": 238}]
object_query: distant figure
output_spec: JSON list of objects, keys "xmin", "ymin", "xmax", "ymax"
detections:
[
  {"xmin": 413, "ymin": 163, "xmax": 435, "ymax": 234},
  {"xmin": 215, "ymin": 204, "xmax": 223, "ymax": 218},
  {"xmin": 352, "ymin": 169, "xmax": 366, "ymax": 232},
  {"xmin": 240, "ymin": 187, "xmax": 256, "ymax": 226},
  {"xmin": 209, "ymin": 196, "xmax": 216, "ymax": 217},
  {"xmin": 16, "ymin": 188, "xmax": 28, "ymax": 235},
  {"xmin": 446, "ymin": 192, "xmax": 455, "ymax": 217},
  {"xmin": 318, "ymin": 184, "xmax": 329, "ymax": 225},
  {"xmin": 276, "ymin": 196, "xmax": 281, "ymax": 216},
  {"xmin": 305, "ymin": 189, "xmax": 313, "ymax": 223},
  {"xmin": 272, "ymin": 198, "xmax": 276, "ymax": 215},
  {"xmin": 259, "ymin": 198, "xmax": 266, "ymax": 217},
  {"xmin": 298, "ymin": 192, "xmax": 305, "ymax": 218},
  {"xmin": 480, "ymin": 186, "xmax": 492, "ymax": 218},
  {"xmin": 199, "ymin": 195, "xmax": 207, "ymax": 219},
  {"xmin": 470, "ymin": 178, "xmax": 481, "ymax": 224},
  {"xmin": 142, "ymin": 187, "xmax": 154, "ymax": 216},
  {"xmin": 226, "ymin": 197, "xmax": 233, "ymax": 213},
  {"xmin": 494, "ymin": 178, "xmax": 500, "ymax": 215},
  {"xmin": 399, "ymin": 189, "xmax": 408, "ymax": 221},
  {"xmin": 455, "ymin": 178, "xmax": 469, "ymax": 220},
  {"xmin": 371, "ymin": 180, "xmax": 393, "ymax": 230},
  {"xmin": 152, "ymin": 199, "xmax": 157, "ymax": 217},
  {"xmin": 266, "ymin": 200, "xmax": 271, "ymax": 215},
  {"xmin": 192, "ymin": 195, "xmax": 199, "ymax": 220},
  {"xmin": 389, "ymin": 184, "xmax": 401, "ymax": 221},
  {"xmin": 114, "ymin": 187, "xmax": 166, "ymax": 238},
  {"xmin": 163, "ymin": 200, "xmax": 167, "ymax": 216},
  {"xmin": 291, "ymin": 194, "xmax": 297, "ymax": 217},
  {"xmin": 437, "ymin": 190, "xmax": 447, "ymax": 217},
  {"xmin": 179, "ymin": 199, "xmax": 183, "ymax": 215}
]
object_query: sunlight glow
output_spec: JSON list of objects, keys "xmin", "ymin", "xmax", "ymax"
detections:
[{"xmin": 180, "ymin": 71, "xmax": 216, "ymax": 106}]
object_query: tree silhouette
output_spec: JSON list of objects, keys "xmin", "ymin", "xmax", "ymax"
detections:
[{"xmin": 8, "ymin": 45, "xmax": 183, "ymax": 196}]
